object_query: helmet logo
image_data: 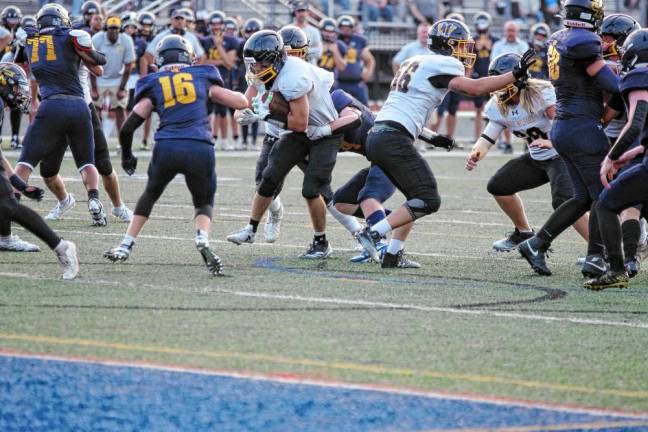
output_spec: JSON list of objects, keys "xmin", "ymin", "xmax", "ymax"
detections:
[{"xmin": 436, "ymin": 21, "xmax": 458, "ymax": 37}]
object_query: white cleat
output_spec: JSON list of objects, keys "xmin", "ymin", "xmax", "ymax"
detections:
[
  {"xmin": 264, "ymin": 205, "xmax": 283, "ymax": 243},
  {"xmin": 88, "ymin": 197, "xmax": 107, "ymax": 227},
  {"xmin": 0, "ymin": 234, "xmax": 40, "ymax": 252},
  {"xmin": 45, "ymin": 194, "xmax": 76, "ymax": 220},
  {"xmin": 227, "ymin": 225, "xmax": 255, "ymax": 245},
  {"xmin": 111, "ymin": 206, "xmax": 133, "ymax": 222},
  {"xmin": 56, "ymin": 241, "xmax": 79, "ymax": 280}
]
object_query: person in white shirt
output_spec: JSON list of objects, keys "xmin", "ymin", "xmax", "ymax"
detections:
[
  {"xmin": 491, "ymin": 21, "xmax": 529, "ymax": 59},
  {"xmin": 392, "ymin": 23, "xmax": 430, "ymax": 74}
]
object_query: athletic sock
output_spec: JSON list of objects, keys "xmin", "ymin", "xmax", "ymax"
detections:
[
  {"xmin": 268, "ymin": 197, "xmax": 282, "ymax": 213},
  {"xmin": 622, "ymin": 219, "xmax": 641, "ymax": 259},
  {"xmin": 597, "ymin": 205, "xmax": 624, "ymax": 272},
  {"xmin": 249, "ymin": 219, "xmax": 259, "ymax": 233},
  {"xmin": 314, "ymin": 232, "xmax": 326, "ymax": 244},
  {"xmin": 120, "ymin": 234, "xmax": 135, "ymax": 249},
  {"xmin": 327, "ymin": 203, "xmax": 362, "ymax": 234},
  {"xmin": 587, "ymin": 201, "xmax": 605, "ymax": 256},
  {"xmin": 371, "ymin": 219, "xmax": 392, "ymax": 237},
  {"xmin": 195, "ymin": 229, "xmax": 209, "ymax": 246},
  {"xmin": 367, "ymin": 210, "xmax": 386, "ymax": 227},
  {"xmin": 387, "ymin": 238, "xmax": 403, "ymax": 255},
  {"xmin": 87, "ymin": 189, "xmax": 99, "ymax": 200},
  {"xmin": 54, "ymin": 240, "xmax": 67, "ymax": 254}
]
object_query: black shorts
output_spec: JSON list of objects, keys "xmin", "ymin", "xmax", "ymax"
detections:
[
  {"xmin": 365, "ymin": 123, "xmax": 439, "ymax": 205},
  {"xmin": 599, "ymin": 162, "xmax": 648, "ymax": 213},
  {"xmin": 486, "ymin": 153, "xmax": 573, "ymax": 208},
  {"xmin": 437, "ymin": 91, "xmax": 462, "ymax": 116},
  {"xmin": 208, "ymin": 100, "xmax": 228, "ymax": 117},
  {"xmin": 469, "ymin": 95, "xmax": 487, "ymax": 109}
]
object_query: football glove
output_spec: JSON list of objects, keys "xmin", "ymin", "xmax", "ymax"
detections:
[
  {"xmin": 237, "ymin": 108, "xmax": 263, "ymax": 125},
  {"xmin": 23, "ymin": 186, "xmax": 45, "ymax": 201},
  {"xmin": 512, "ymin": 49, "xmax": 536, "ymax": 80},
  {"xmin": 121, "ymin": 152, "xmax": 138, "ymax": 176}
]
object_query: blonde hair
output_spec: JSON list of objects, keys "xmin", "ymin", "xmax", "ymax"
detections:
[{"xmin": 497, "ymin": 78, "xmax": 553, "ymax": 116}]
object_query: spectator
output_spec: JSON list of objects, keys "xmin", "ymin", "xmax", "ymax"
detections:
[
  {"xmin": 470, "ymin": 12, "xmax": 498, "ymax": 141},
  {"xmin": 318, "ymin": 18, "xmax": 347, "ymax": 76},
  {"xmin": 89, "ymin": 13, "xmax": 104, "ymax": 35},
  {"xmin": 360, "ymin": 0, "xmax": 394, "ymax": 22},
  {"xmin": 78, "ymin": 0, "xmax": 101, "ymax": 34},
  {"xmin": 91, "ymin": 16, "xmax": 137, "ymax": 132},
  {"xmin": 392, "ymin": 23, "xmax": 429, "ymax": 74},
  {"xmin": 406, "ymin": 0, "xmax": 438, "ymax": 24},
  {"xmin": 290, "ymin": 0, "xmax": 322, "ymax": 64},
  {"xmin": 145, "ymin": 8, "xmax": 206, "ymax": 65},
  {"xmin": 528, "ymin": 22, "xmax": 550, "ymax": 80},
  {"xmin": 491, "ymin": 21, "xmax": 529, "ymax": 58},
  {"xmin": 337, "ymin": 15, "xmax": 375, "ymax": 106}
]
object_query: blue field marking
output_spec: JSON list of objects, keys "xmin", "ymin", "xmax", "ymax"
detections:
[{"xmin": 0, "ymin": 355, "xmax": 645, "ymax": 432}]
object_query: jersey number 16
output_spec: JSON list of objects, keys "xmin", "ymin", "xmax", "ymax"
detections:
[{"xmin": 158, "ymin": 73, "xmax": 197, "ymax": 108}]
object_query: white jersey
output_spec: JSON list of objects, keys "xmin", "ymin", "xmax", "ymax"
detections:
[
  {"xmin": 483, "ymin": 84, "xmax": 558, "ymax": 161},
  {"xmin": 376, "ymin": 54, "xmax": 464, "ymax": 138},
  {"xmin": 270, "ymin": 56, "xmax": 338, "ymax": 127}
]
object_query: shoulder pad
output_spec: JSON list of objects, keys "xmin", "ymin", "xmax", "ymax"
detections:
[
  {"xmin": 563, "ymin": 30, "xmax": 602, "ymax": 60},
  {"xmin": 70, "ymin": 29, "xmax": 94, "ymax": 51},
  {"xmin": 620, "ymin": 68, "xmax": 648, "ymax": 97},
  {"xmin": 425, "ymin": 55, "xmax": 465, "ymax": 77}
]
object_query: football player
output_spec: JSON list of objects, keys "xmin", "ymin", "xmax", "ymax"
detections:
[
  {"xmin": 336, "ymin": 15, "xmax": 374, "ymax": 106},
  {"xmin": 230, "ymin": 29, "xmax": 341, "ymax": 258},
  {"xmin": 466, "ymin": 53, "xmax": 588, "ymax": 252},
  {"xmin": 1, "ymin": 6, "xmax": 23, "ymax": 149},
  {"xmin": 237, "ymin": 18, "xmax": 263, "ymax": 150},
  {"xmin": 517, "ymin": 0, "xmax": 622, "ymax": 277},
  {"xmin": 0, "ymin": 63, "xmax": 78, "ymax": 279},
  {"xmin": 354, "ymin": 19, "xmax": 535, "ymax": 264},
  {"xmin": 586, "ymin": 29, "xmax": 648, "ymax": 290},
  {"xmin": 103, "ymin": 35, "xmax": 247, "ymax": 275},
  {"xmin": 135, "ymin": 11, "xmax": 157, "ymax": 150},
  {"xmin": 528, "ymin": 23, "xmax": 550, "ymax": 80},
  {"xmin": 317, "ymin": 18, "xmax": 347, "ymax": 76},
  {"xmin": 13, "ymin": 4, "xmax": 109, "ymax": 227}
]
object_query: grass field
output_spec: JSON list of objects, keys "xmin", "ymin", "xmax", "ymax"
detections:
[{"xmin": 1, "ymin": 148, "xmax": 647, "ymax": 428}]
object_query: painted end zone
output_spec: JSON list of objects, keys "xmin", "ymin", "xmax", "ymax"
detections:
[{"xmin": 0, "ymin": 354, "xmax": 646, "ymax": 432}]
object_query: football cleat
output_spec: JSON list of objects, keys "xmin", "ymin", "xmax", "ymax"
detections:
[
  {"xmin": 354, "ymin": 227, "xmax": 382, "ymax": 262},
  {"xmin": 10, "ymin": 135, "xmax": 21, "ymax": 149},
  {"xmin": 103, "ymin": 244, "xmax": 132, "ymax": 262},
  {"xmin": 581, "ymin": 254, "xmax": 608, "ymax": 278},
  {"xmin": 518, "ymin": 237, "xmax": 552, "ymax": 276},
  {"xmin": 583, "ymin": 270, "xmax": 629, "ymax": 291},
  {"xmin": 45, "ymin": 193, "xmax": 76, "ymax": 220},
  {"xmin": 226, "ymin": 225, "xmax": 255, "ymax": 245},
  {"xmin": 300, "ymin": 240, "xmax": 332, "ymax": 259},
  {"xmin": 88, "ymin": 197, "xmax": 107, "ymax": 226},
  {"xmin": 0, "ymin": 234, "xmax": 40, "ymax": 252},
  {"xmin": 140, "ymin": 139, "xmax": 149, "ymax": 150},
  {"xmin": 111, "ymin": 206, "xmax": 133, "ymax": 222},
  {"xmin": 264, "ymin": 205, "xmax": 283, "ymax": 243},
  {"xmin": 350, "ymin": 239, "xmax": 388, "ymax": 263},
  {"xmin": 197, "ymin": 243, "xmax": 225, "ymax": 276},
  {"xmin": 56, "ymin": 241, "xmax": 79, "ymax": 280},
  {"xmin": 492, "ymin": 228, "xmax": 534, "ymax": 252},
  {"xmin": 381, "ymin": 250, "xmax": 421, "ymax": 269},
  {"xmin": 625, "ymin": 257, "xmax": 640, "ymax": 278}
]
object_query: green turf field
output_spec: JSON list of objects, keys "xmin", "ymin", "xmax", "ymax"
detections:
[{"xmin": 1, "ymin": 150, "xmax": 647, "ymax": 414}]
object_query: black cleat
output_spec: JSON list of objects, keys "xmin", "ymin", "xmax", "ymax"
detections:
[
  {"xmin": 300, "ymin": 240, "xmax": 332, "ymax": 259},
  {"xmin": 492, "ymin": 228, "xmax": 534, "ymax": 252},
  {"xmin": 581, "ymin": 254, "xmax": 608, "ymax": 278},
  {"xmin": 197, "ymin": 244, "xmax": 225, "ymax": 276},
  {"xmin": 583, "ymin": 270, "xmax": 629, "ymax": 291},
  {"xmin": 381, "ymin": 250, "xmax": 421, "ymax": 269},
  {"xmin": 625, "ymin": 257, "xmax": 640, "ymax": 278},
  {"xmin": 354, "ymin": 227, "xmax": 382, "ymax": 262},
  {"xmin": 518, "ymin": 237, "xmax": 552, "ymax": 276}
]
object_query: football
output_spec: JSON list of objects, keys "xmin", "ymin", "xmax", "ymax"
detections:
[{"xmin": 262, "ymin": 91, "xmax": 290, "ymax": 121}]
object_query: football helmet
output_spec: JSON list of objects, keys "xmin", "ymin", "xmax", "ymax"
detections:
[
  {"xmin": 243, "ymin": 30, "xmax": 285, "ymax": 86},
  {"xmin": 473, "ymin": 11, "xmax": 492, "ymax": 32},
  {"xmin": 600, "ymin": 13, "xmax": 639, "ymax": 59},
  {"xmin": 80, "ymin": 1, "xmax": 100, "ymax": 16},
  {"xmin": 36, "ymin": 4, "xmax": 70, "ymax": 29},
  {"xmin": 208, "ymin": 10, "xmax": 225, "ymax": 26},
  {"xmin": 488, "ymin": 53, "xmax": 528, "ymax": 105},
  {"xmin": 319, "ymin": 17, "xmax": 337, "ymax": 43},
  {"xmin": 1, "ymin": 6, "xmax": 22, "ymax": 28},
  {"xmin": 620, "ymin": 29, "xmax": 648, "ymax": 72},
  {"xmin": 20, "ymin": 15, "xmax": 36, "ymax": 30},
  {"xmin": 337, "ymin": 14, "xmax": 355, "ymax": 29},
  {"xmin": 224, "ymin": 17, "xmax": 238, "ymax": 32},
  {"xmin": 280, "ymin": 25, "xmax": 309, "ymax": 60},
  {"xmin": 530, "ymin": 22, "xmax": 550, "ymax": 47},
  {"xmin": 428, "ymin": 19, "xmax": 476, "ymax": 68},
  {"xmin": 0, "ymin": 63, "xmax": 31, "ymax": 114},
  {"xmin": 155, "ymin": 35, "xmax": 195, "ymax": 66},
  {"xmin": 243, "ymin": 18, "xmax": 263, "ymax": 38},
  {"xmin": 562, "ymin": 0, "xmax": 604, "ymax": 30}
]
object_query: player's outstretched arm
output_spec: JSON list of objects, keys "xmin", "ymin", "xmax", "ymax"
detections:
[
  {"xmin": 466, "ymin": 121, "xmax": 504, "ymax": 170},
  {"xmin": 210, "ymin": 86, "xmax": 248, "ymax": 110},
  {"xmin": 306, "ymin": 106, "xmax": 361, "ymax": 140}
]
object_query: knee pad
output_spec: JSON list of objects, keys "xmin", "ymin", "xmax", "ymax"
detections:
[
  {"xmin": 194, "ymin": 205, "xmax": 213, "ymax": 219},
  {"xmin": 405, "ymin": 196, "xmax": 441, "ymax": 220},
  {"xmin": 486, "ymin": 176, "xmax": 512, "ymax": 197},
  {"xmin": 302, "ymin": 172, "xmax": 331, "ymax": 200},
  {"xmin": 96, "ymin": 157, "xmax": 113, "ymax": 177},
  {"xmin": 258, "ymin": 178, "xmax": 279, "ymax": 198}
]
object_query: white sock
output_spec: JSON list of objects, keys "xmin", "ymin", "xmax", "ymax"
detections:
[
  {"xmin": 54, "ymin": 240, "xmax": 67, "ymax": 254},
  {"xmin": 195, "ymin": 229, "xmax": 209, "ymax": 245},
  {"xmin": 268, "ymin": 197, "xmax": 282, "ymax": 213},
  {"xmin": 387, "ymin": 238, "xmax": 404, "ymax": 255},
  {"xmin": 121, "ymin": 234, "xmax": 135, "ymax": 248},
  {"xmin": 371, "ymin": 219, "xmax": 393, "ymax": 237},
  {"xmin": 327, "ymin": 204, "xmax": 362, "ymax": 234}
]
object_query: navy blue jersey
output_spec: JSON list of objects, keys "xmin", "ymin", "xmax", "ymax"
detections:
[
  {"xmin": 548, "ymin": 28, "xmax": 604, "ymax": 120},
  {"xmin": 318, "ymin": 40, "xmax": 347, "ymax": 73},
  {"xmin": 331, "ymin": 89, "xmax": 374, "ymax": 154},
  {"xmin": 135, "ymin": 65, "xmax": 223, "ymax": 144},
  {"xmin": 133, "ymin": 35, "xmax": 148, "ymax": 70},
  {"xmin": 620, "ymin": 67, "xmax": 648, "ymax": 149},
  {"xmin": 201, "ymin": 35, "xmax": 239, "ymax": 88},
  {"xmin": 472, "ymin": 34, "xmax": 498, "ymax": 78},
  {"xmin": 23, "ymin": 27, "xmax": 83, "ymax": 99},
  {"xmin": 338, "ymin": 34, "xmax": 367, "ymax": 82},
  {"xmin": 528, "ymin": 45, "xmax": 549, "ymax": 80}
]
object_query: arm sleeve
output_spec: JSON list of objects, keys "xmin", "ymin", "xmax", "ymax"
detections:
[
  {"xmin": 608, "ymin": 100, "xmax": 648, "ymax": 160},
  {"xmin": 119, "ymin": 112, "xmax": 146, "ymax": 156},
  {"xmin": 593, "ymin": 65, "xmax": 620, "ymax": 94},
  {"xmin": 607, "ymin": 93, "xmax": 624, "ymax": 113}
]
